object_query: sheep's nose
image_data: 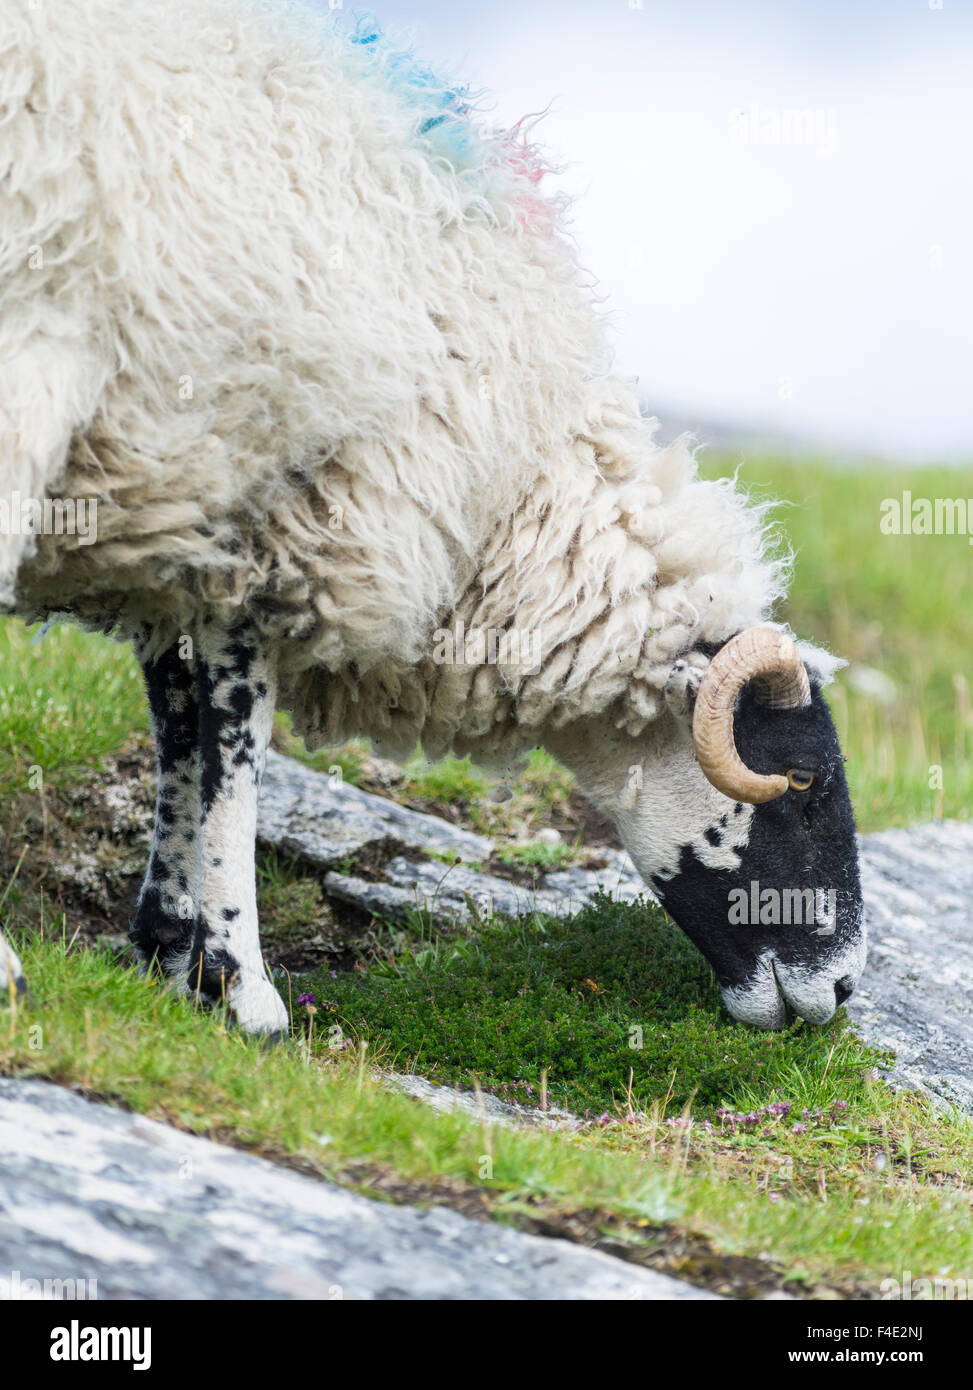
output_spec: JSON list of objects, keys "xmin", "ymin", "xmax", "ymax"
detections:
[{"xmin": 834, "ymin": 976, "xmax": 855, "ymax": 1007}]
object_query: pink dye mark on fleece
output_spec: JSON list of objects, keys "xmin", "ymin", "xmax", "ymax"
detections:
[{"xmin": 492, "ymin": 113, "xmax": 565, "ymax": 237}]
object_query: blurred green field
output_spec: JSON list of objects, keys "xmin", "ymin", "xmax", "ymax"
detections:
[{"xmin": 706, "ymin": 455, "xmax": 971, "ymax": 830}]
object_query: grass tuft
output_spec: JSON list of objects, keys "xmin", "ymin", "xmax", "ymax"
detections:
[{"xmin": 304, "ymin": 892, "xmax": 890, "ymax": 1116}]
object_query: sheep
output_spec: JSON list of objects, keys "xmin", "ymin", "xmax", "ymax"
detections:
[{"xmin": 0, "ymin": 1, "xmax": 865, "ymax": 1033}]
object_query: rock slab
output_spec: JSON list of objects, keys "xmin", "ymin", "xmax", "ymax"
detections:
[
  {"xmin": 258, "ymin": 749, "xmax": 492, "ymax": 868},
  {"xmin": 258, "ymin": 749, "xmax": 648, "ymax": 922},
  {"xmin": 0, "ymin": 1078, "xmax": 714, "ymax": 1301},
  {"xmin": 849, "ymin": 819, "xmax": 973, "ymax": 1114}
]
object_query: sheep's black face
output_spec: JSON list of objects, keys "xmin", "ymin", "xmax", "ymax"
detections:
[{"xmin": 648, "ymin": 684, "xmax": 865, "ymax": 1029}]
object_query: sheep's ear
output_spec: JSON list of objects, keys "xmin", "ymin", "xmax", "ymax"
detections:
[
  {"xmin": 761, "ymin": 622, "xmax": 848, "ymax": 688},
  {"xmin": 794, "ymin": 639, "xmax": 847, "ymax": 688},
  {"xmin": 663, "ymin": 655, "xmax": 707, "ymax": 725}
]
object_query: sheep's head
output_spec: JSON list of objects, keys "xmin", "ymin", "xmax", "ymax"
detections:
[{"xmin": 553, "ymin": 626, "xmax": 866, "ymax": 1029}]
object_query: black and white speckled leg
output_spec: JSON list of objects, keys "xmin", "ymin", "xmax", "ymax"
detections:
[
  {"xmin": 0, "ymin": 929, "xmax": 27, "ymax": 1000},
  {"xmin": 130, "ymin": 628, "xmax": 203, "ymax": 977},
  {"xmin": 190, "ymin": 618, "xmax": 287, "ymax": 1037}
]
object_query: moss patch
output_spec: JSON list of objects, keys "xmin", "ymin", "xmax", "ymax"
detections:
[{"xmin": 305, "ymin": 893, "xmax": 890, "ymax": 1117}]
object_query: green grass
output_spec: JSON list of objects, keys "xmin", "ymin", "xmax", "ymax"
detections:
[
  {"xmin": 0, "ymin": 619, "xmax": 146, "ymax": 799},
  {"xmin": 256, "ymin": 848, "xmax": 335, "ymax": 953},
  {"xmin": 306, "ymin": 893, "xmax": 888, "ymax": 1116},
  {"xmin": 496, "ymin": 840, "xmax": 575, "ymax": 873},
  {"xmin": 402, "ymin": 753, "xmax": 490, "ymax": 805},
  {"xmin": 514, "ymin": 748, "xmax": 575, "ymax": 807},
  {"xmin": 403, "ymin": 745, "xmax": 577, "ymax": 838},
  {"xmin": 2, "ymin": 925, "xmax": 971, "ymax": 1296},
  {"xmin": 272, "ymin": 715, "xmax": 370, "ymax": 787}
]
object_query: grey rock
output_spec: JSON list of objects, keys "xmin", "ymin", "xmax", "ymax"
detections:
[
  {"xmin": 322, "ymin": 849, "xmax": 649, "ymax": 927},
  {"xmin": 543, "ymin": 849, "xmax": 650, "ymax": 909},
  {"xmin": 850, "ymin": 819, "xmax": 973, "ymax": 1114},
  {"xmin": 259, "ymin": 751, "xmax": 650, "ymax": 923},
  {"xmin": 0, "ymin": 1078, "xmax": 714, "ymax": 1301},
  {"xmin": 258, "ymin": 749, "xmax": 492, "ymax": 868},
  {"xmin": 383, "ymin": 1073, "xmax": 577, "ymax": 1130}
]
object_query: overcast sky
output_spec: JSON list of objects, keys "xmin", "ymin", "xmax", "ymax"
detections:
[{"xmin": 350, "ymin": 0, "xmax": 973, "ymax": 462}]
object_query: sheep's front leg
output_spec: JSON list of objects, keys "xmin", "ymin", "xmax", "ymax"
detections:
[
  {"xmin": 0, "ymin": 930, "xmax": 27, "ymax": 1000},
  {"xmin": 130, "ymin": 629, "xmax": 203, "ymax": 975},
  {"xmin": 192, "ymin": 619, "xmax": 288, "ymax": 1038}
]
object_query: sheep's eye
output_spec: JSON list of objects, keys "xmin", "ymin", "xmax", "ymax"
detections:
[{"xmin": 787, "ymin": 768, "xmax": 815, "ymax": 791}]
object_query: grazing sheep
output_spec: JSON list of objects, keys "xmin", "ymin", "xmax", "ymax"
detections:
[{"xmin": 0, "ymin": 2, "xmax": 865, "ymax": 1033}]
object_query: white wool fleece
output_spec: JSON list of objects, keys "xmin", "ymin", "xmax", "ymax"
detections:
[
  {"xmin": 3, "ymin": 0, "xmax": 786, "ymax": 762},
  {"xmin": 301, "ymin": 385, "xmax": 788, "ymax": 761}
]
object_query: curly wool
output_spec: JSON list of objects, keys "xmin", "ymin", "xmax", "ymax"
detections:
[
  {"xmin": 295, "ymin": 381, "xmax": 787, "ymax": 762},
  {"xmin": 3, "ymin": 0, "xmax": 785, "ymax": 761}
]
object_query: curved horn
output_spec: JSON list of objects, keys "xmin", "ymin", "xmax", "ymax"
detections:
[{"xmin": 691, "ymin": 626, "xmax": 811, "ymax": 803}]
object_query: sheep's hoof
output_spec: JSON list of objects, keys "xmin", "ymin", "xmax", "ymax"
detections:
[{"xmin": 227, "ymin": 974, "xmax": 290, "ymax": 1039}]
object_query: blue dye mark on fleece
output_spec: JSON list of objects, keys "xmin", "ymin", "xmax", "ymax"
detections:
[{"xmin": 345, "ymin": 15, "xmax": 479, "ymax": 168}]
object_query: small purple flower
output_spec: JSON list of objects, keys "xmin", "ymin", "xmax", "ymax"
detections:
[
  {"xmin": 792, "ymin": 1122, "xmax": 808, "ymax": 1134},
  {"xmin": 298, "ymin": 992, "xmax": 315, "ymax": 1006},
  {"xmin": 833, "ymin": 1099, "xmax": 848, "ymax": 1111},
  {"xmin": 597, "ymin": 1112, "xmax": 611, "ymax": 1128}
]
